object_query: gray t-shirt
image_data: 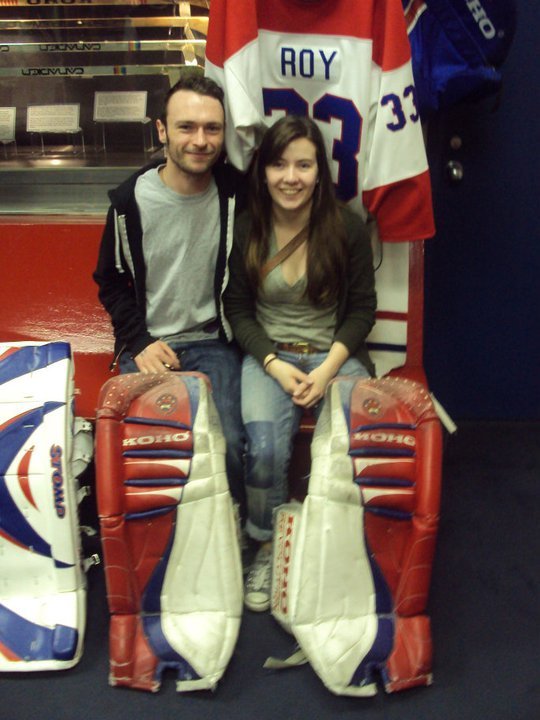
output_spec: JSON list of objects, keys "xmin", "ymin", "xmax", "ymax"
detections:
[
  {"xmin": 135, "ymin": 166, "xmax": 220, "ymax": 342},
  {"xmin": 256, "ymin": 238, "xmax": 337, "ymax": 350}
]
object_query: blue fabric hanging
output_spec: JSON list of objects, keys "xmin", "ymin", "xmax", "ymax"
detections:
[{"xmin": 403, "ymin": 0, "xmax": 517, "ymax": 119}]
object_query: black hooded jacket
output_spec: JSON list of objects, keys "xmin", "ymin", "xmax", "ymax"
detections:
[{"xmin": 93, "ymin": 159, "xmax": 246, "ymax": 361}]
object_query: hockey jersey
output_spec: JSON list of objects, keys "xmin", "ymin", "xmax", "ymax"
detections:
[
  {"xmin": 205, "ymin": 0, "xmax": 435, "ymax": 242},
  {"xmin": 403, "ymin": 0, "xmax": 517, "ymax": 119}
]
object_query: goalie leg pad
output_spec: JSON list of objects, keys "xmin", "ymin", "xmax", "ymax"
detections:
[
  {"xmin": 270, "ymin": 376, "xmax": 442, "ymax": 695},
  {"xmin": 96, "ymin": 372, "xmax": 243, "ymax": 692},
  {"xmin": 0, "ymin": 341, "xmax": 88, "ymax": 671}
]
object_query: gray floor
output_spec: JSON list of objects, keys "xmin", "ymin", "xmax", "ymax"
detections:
[{"xmin": 2, "ymin": 421, "xmax": 539, "ymax": 720}]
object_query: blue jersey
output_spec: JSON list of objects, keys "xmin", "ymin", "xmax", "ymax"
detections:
[{"xmin": 403, "ymin": 0, "xmax": 517, "ymax": 118}]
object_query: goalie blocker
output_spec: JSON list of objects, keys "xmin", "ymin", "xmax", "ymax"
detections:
[{"xmin": 271, "ymin": 376, "xmax": 442, "ymax": 696}]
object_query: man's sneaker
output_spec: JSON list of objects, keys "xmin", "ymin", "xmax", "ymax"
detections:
[{"xmin": 244, "ymin": 544, "xmax": 272, "ymax": 612}]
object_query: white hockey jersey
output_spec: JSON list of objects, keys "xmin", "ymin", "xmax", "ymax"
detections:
[{"xmin": 205, "ymin": 0, "xmax": 435, "ymax": 242}]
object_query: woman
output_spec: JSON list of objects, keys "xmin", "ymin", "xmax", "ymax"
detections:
[{"xmin": 225, "ymin": 115, "xmax": 376, "ymax": 612}]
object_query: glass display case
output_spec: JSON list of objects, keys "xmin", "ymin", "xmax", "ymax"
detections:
[{"xmin": 0, "ymin": 0, "xmax": 209, "ymax": 214}]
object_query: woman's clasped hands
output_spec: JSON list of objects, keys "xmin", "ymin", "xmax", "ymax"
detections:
[{"xmin": 266, "ymin": 358, "xmax": 333, "ymax": 409}]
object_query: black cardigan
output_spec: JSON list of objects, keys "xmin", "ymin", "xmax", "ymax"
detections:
[{"xmin": 224, "ymin": 206, "xmax": 377, "ymax": 376}]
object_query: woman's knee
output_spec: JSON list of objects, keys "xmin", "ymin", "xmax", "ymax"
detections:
[{"xmin": 245, "ymin": 420, "xmax": 284, "ymax": 490}]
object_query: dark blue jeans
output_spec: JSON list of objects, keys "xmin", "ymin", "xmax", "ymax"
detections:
[{"xmin": 120, "ymin": 340, "xmax": 246, "ymax": 519}]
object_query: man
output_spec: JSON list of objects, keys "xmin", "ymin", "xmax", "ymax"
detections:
[{"xmin": 94, "ymin": 73, "xmax": 246, "ymax": 513}]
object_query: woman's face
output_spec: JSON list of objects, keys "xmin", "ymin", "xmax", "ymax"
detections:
[{"xmin": 264, "ymin": 137, "xmax": 319, "ymax": 216}]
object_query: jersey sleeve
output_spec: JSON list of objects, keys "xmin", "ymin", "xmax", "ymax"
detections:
[
  {"xmin": 205, "ymin": 55, "xmax": 265, "ymax": 172},
  {"xmin": 362, "ymin": 0, "xmax": 435, "ymax": 241},
  {"xmin": 361, "ymin": 57, "xmax": 435, "ymax": 241},
  {"xmin": 205, "ymin": 0, "xmax": 265, "ymax": 171}
]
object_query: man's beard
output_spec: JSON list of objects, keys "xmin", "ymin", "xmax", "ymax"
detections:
[{"xmin": 165, "ymin": 141, "xmax": 216, "ymax": 177}]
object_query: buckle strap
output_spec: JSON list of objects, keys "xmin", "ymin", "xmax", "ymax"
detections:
[
  {"xmin": 261, "ymin": 226, "xmax": 308, "ymax": 280},
  {"xmin": 275, "ymin": 342, "xmax": 321, "ymax": 354}
]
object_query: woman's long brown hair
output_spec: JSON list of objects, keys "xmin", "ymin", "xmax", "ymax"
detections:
[{"xmin": 245, "ymin": 115, "xmax": 347, "ymax": 307}]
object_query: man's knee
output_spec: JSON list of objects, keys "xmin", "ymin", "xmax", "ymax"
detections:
[{"xmin": 118, "ymin": 352, "xmax": 138, "ymax": 374}]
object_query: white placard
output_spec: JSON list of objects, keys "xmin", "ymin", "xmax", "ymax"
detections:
[
  {"xmin": 0, "ymin": 107, "xmax": 16, "ymax": 141},
  {"xmin": 93, "ymin": 91, "xmax": 148, "ymax": 122},
  {"xmin": 27, "ymin": 104, "xmax": 80, "ymax": 133}
]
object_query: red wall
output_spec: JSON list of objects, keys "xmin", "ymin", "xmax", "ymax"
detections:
[{"xmin": 0, "ymin": 216, "xmax": 113, "ymax": 419}]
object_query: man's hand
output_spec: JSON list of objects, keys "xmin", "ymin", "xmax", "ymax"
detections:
[{"xmin": 134, "ymin": 340, "xmax": 180, "ymax": 374}]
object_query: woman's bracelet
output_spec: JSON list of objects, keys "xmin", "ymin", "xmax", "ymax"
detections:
[{"xmin": 263, "ymin": 354, "xmax": 278, "ymax": 372}]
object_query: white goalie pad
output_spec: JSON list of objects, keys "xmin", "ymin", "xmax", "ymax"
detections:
[
  {"xmin": 271, "ymin": 381, "xmax": 385, "ymax": 696},
  {"xmin": 0, "ymin": 341, "xmax": 92, "ymax": 671},
  {"xmin": 271, "ymin": 503, "xmax": 382, "ymax": 697},
  {"xmin": 271, "ymin": 376, "xmax": 441, "ymax": 696},
  {"xmin": 96, "ymin": 372, "xmax": 243, "ymax": 692}
]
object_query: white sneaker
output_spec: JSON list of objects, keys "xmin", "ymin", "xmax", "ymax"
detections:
[{"xmin": 244, "ymin": 544, "xmax": 272, "ymax": 612}]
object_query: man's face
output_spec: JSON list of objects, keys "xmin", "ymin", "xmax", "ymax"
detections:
[{"xmin": 157, "ymin": 90, "xmax": 225, "ymax": 178}]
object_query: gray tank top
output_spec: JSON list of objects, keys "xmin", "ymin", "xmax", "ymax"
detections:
[{"xmin": 256, "ymin": 237, "xmax": 337, "ymax": 349}]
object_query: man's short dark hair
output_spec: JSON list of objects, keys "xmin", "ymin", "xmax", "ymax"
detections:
[{"xmin": 160, "ymin": 71, "xmax": 225, "ymax": 125}]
